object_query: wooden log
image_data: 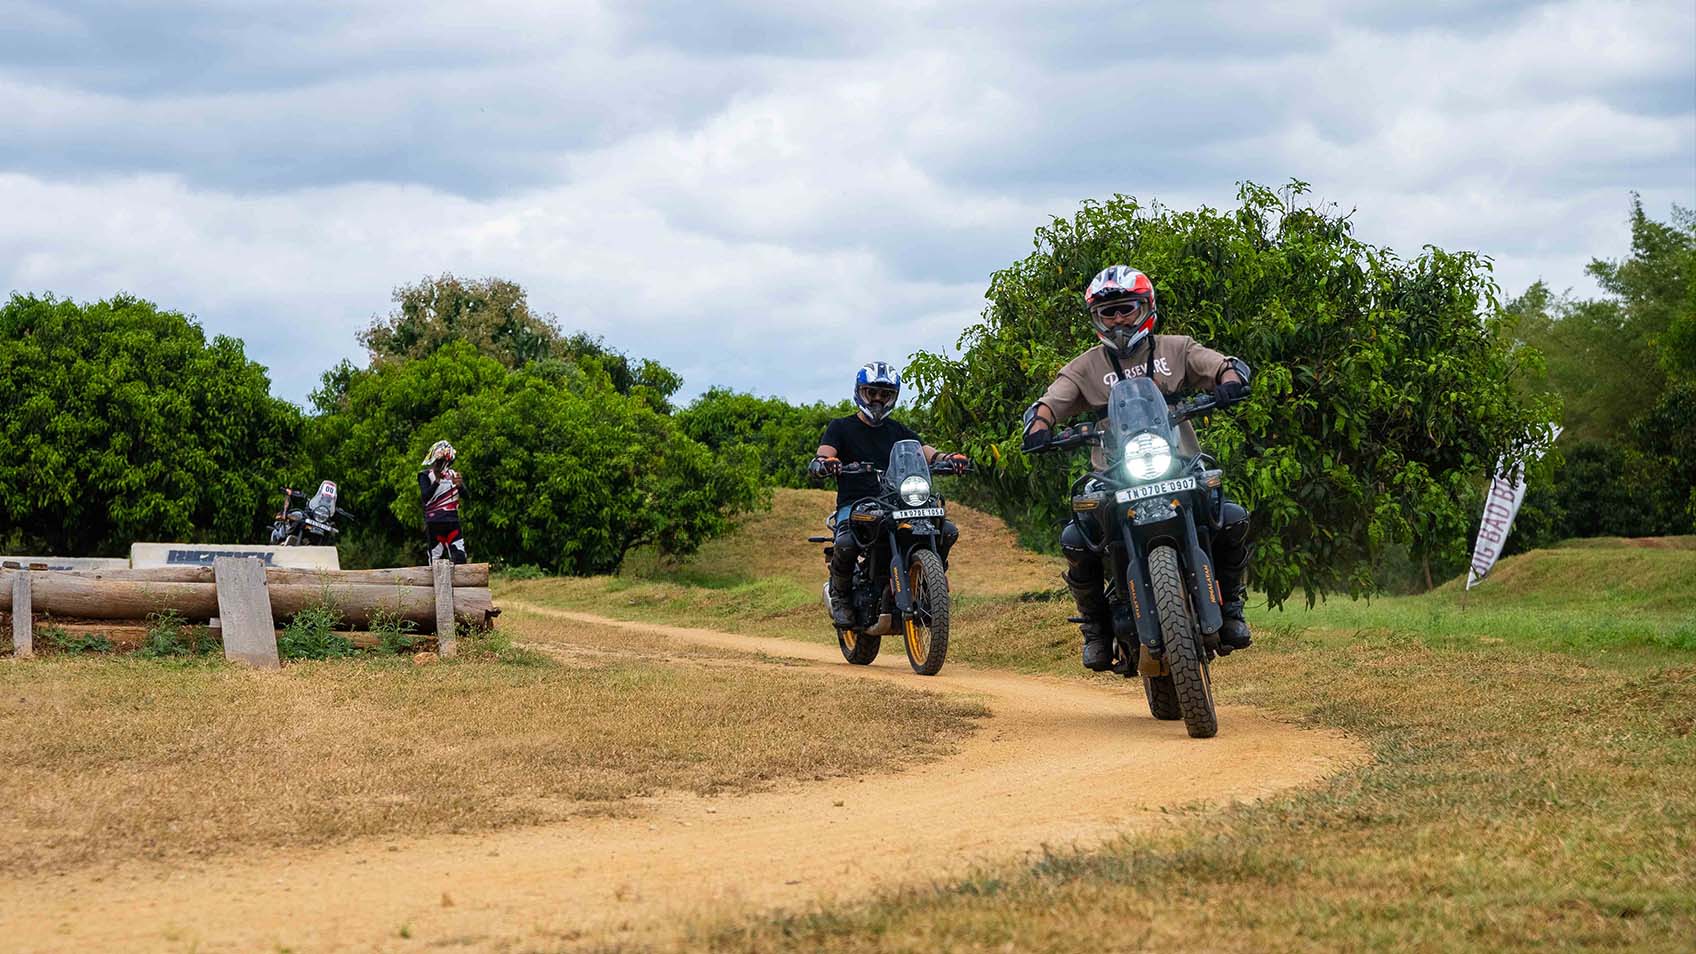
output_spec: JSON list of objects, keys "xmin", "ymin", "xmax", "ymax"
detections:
[
  {"xmin": 433, "ymin": 561, "xmax": 458, "ymax": 658},
  {"xmin": 0, "ymin": 571, "xmax": 495, "ymax": 631},
  {"xmin": 11, "ymin": 569, "xmax": 31, "ymax": 658},
  {"xmin": 215, "ymin": 557, "xmax": 280, "ymax": 669},
  {"xmin": 26, "ymin": 563, "xmax": 490, "ymax": 587}
]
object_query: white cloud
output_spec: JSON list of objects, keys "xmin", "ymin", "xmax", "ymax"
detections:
[{"xmin": 2, "ymin": 0, "xmax": 1691, "ymax": 407}]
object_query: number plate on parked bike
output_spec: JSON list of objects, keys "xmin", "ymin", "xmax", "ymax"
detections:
[
  {"xmin": 892, "ymin": 507, "xmax": 945, "ymax": 519},
  {"xmin": 1115, "ymin": 477, "xmax": 1197, "ymax": 503}
]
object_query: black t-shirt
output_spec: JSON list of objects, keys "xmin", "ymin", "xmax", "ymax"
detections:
[{"xmin": 820, "ymin": 414, "xmax": 922, "ymax": 507}]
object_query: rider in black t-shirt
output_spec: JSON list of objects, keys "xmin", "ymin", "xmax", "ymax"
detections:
[{"xmin": 807, "ymin": 361, "xmax": 968, "ymax": 628}]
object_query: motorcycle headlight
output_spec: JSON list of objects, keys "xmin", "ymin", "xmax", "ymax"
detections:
[
  {"xmin": 899, "ymin": 475, "xmax": 931, "ymax": 506},
  {"xmin": 1124, "ymin": 433, "xmax": 1173, "ymax": 481}
]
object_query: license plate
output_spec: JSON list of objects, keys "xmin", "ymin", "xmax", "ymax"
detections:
[
  {"xmin": 1115, "ymin": 477, "xmax": 1197, "ymax": 503},
  {"xmin": 306, "ymin": 519, "xmax": 332, "ymax": 531},
  {"xmin": 892, "ymin": 507, "xmax": 945, "ymax": 519}
]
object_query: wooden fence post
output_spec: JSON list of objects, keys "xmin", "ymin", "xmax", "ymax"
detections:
[
  {"xmin": 11, "ymin": 569, "xmax": 32, "ymax": 658},
  {"xmin": 433, "ymin": 560, "xmax": 457, "ymax": 658},
  {"xmin": 214, "ymin": 557, "xmax": 280, "ymax": 669}
]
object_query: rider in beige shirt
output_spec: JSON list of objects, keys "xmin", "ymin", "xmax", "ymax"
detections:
[{"xmin": 1021, "ymin": 265, "xmax": 1255, "ymax": 671}]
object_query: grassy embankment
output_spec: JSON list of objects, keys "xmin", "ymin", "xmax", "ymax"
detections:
[
  {"xmin": 501, "ymin": 488, "xmax": 1696, "ymax": 952},
  {"xmin": 0, "ymin": 614, "xmax": 983, "ymax": 875}
]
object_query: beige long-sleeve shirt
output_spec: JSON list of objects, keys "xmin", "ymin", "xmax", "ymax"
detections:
[{"xmin": 1036, "ymin": 336, "xmax": 1233, "ymax": 465}]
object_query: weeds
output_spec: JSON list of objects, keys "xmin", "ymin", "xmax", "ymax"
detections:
[
  {"xmin": 139, "ymin": 610, "xmax": 218, "ymax": 658},
  {"xmin": 459, "ymin": 621, "xmax": 550, "ymax": 667},
  {"xmin": 43, "ymin": 626, "xmax": 114, "ymax": 655},
  {"xmin": 277, "ymin": 601, "xmax": 355, "ymax": 660},
  {"xmin": 369, "ymin": 607, "xmax": 421, "ymax": 655}
]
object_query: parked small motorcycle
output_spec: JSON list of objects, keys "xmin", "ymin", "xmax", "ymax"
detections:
[{"xmin": 267, "ymin": 480, "xmax": 353, "ymax": 547}]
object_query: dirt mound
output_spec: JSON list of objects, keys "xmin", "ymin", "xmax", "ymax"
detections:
[{"xmin": 0, "ymin": 605, "xmax": 1363, "ymax": 954}]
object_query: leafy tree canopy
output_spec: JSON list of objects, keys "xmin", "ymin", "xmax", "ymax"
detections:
[
  {"xmin": 0, "ymin": 293, "xmax": 300, "ymax": 555},
  {"xmin": 905, "ymin": 182, "xmax": 1556, "ymax": 606},
  {"xmin": 677, "ymin": 388, "xmax": 853, "ymax": 488},
  {"xmin": 354, "ymin": 273, "xmax": 682, "ymax": 408},
  {"xmin": 306, "ymin": 342, "xmax": 763, "ymax": 572}
]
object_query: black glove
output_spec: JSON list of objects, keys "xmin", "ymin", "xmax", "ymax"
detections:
[
  {"xmin": 807, "ymin": 455, "xmax": 841, "ymax": 480},
  {"xmin": 1021, "ymin": 427, "xmax": 1052, "ymax": 453},
  {"xmin": 1215, "ymin": 377, "xmax": 1250, "ymax": 406},
  {"xmin": 936, "ymin": 452, "xmax": 970, "ymax": 473}
]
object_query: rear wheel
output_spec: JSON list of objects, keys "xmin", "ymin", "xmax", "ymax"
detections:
[
  {"xmin": 903, "ymin": 549, "xmax": 951, "ymax": 675},
  {"xmin": 1147, "ymin": 545, "xmax": 1217, "ymax": 738},
  {"xmin": 838, "ymin": 627, "xmax": 880, "ymax": 665},
  {"xmin": 1142, "ymin": 674, "xmax": 1182, "ymax": 720}
]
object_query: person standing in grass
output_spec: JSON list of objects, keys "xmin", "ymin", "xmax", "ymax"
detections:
[{"xmin": 420, "ymin": 440, "xmax": 468, "ymax": 565}]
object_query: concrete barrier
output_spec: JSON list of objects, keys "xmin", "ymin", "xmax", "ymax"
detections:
[{"xmin": 130, "ymin": 543, "xmax": 340, "ymax": 570}]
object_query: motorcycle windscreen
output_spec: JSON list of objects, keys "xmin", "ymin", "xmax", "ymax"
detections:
[
  {"xmin": 881, "ymin": 439, "xmax": 931, "ymax": 491},
  {"xmin": 1104, "ymin": 376, "xmax": 1183, "ymax": 475},
  {"xmin": 308, "ymin": 480, "xmax": 338, "ymax": 518}
]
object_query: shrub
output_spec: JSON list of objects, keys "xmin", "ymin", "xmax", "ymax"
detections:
[
  {"xmin": 139, "ymin": 610, "xmax": 218, "ymax": 658},
  {"xmin": 278, "ymin": 601, "xmax": 355, "ymax": 660}
]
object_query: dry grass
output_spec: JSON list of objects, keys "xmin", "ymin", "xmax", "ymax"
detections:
[
  {"xmin": 0, "ymin": 614, "xmax": 983, "ymax": 875},
  {"xmin": 692, "ymin": 631, "xmax": 1696, "ymax": 954},
  {"xmin": 497, "ymin": 489, "xmax": 1696, "ymax": 952},
  {"xmin": 616, "ymin": 487, "xmax": 1062, "ymax": 598}
]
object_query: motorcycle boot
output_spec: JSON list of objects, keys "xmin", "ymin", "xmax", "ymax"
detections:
[
  {"xmin": 827, "ymin": 572, "xmax": 855, "ymax": 629},
  {"xmin": 828, "ymin": 526, "xmax": 861, "ymax": 630},
  {"xmin": 1214, "ymin": 502, "xmax": 1253, "ymax": 654},
  {"xmin": 1061, "ymin": 522, "xmax": 1114, "ymax": 671}
]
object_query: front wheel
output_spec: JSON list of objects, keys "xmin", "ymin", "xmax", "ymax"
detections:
[
  {"xmin": 1147, "ymin": 545, "xmax": 1217, "ymax": 738},
  {"xmin": 903, "ymin": 549, "xmax": 951, "ymax": 675}
]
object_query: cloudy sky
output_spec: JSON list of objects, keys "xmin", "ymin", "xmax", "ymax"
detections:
[{"xmin": 3, "ymin": 0, "xmax": 1692, "ymax": 407}]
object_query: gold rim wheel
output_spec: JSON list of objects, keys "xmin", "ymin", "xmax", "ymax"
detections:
[{"xmin": 905, "ymin": 561, "xmax": 930, "ymax": 664}]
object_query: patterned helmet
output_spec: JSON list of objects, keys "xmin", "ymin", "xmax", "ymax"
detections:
[
  {"xmin": 1084, "ymin": 265, "xmax": 1157, "ymax": 356},
  {"xmin": 854, "ymin": 362, "xmax": 901, "ymax": 424},
  {"xmin": 420, "ymin": 439, "xmax": 456, "ymax": 467}
]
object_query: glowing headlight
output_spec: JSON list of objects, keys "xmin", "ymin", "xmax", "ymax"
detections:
[
  {"xmin": 899, "ymin": 475, "xmax": 932, "ymax": 506},
  {"xmin": 1123, "ymin": 433, "xmax": 1173, "ymax": 481}
]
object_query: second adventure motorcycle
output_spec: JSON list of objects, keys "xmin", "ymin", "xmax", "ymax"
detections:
[{"xmin": 808, "ymin": 440, "xmax": 966, "ymax": 675}]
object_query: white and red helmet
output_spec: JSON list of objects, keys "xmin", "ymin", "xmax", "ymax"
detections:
[{"xmin": 1084, "ymin": 265, "xmax": 1157, "ymax": 356}]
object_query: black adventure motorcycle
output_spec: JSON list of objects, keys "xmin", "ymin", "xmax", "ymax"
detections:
[
  {"xmin": 808, "ymin": 440, "xmax": 966, "ymax": 675},
  {"xmin": 267, "ymin": 480, "xmax": 354, "ymax": 547},
  {"xmin": 1031, "ymin": 375, "xmax": 1239, "ymax": 738}
]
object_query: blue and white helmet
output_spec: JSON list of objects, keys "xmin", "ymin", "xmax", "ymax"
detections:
[{"xmin": 854, "ymin": 361, "xmax": 901, "ymax": 424}]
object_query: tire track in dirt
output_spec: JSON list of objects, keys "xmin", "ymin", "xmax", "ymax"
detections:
[{"xmin": 0, "ymin": 605, "xmax": 1365, "ymax": 953}]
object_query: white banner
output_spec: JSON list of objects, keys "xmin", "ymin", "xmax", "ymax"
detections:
[{"xmin": 1466, "ymin": 425, "xmax": 1562, "ymax": 590}]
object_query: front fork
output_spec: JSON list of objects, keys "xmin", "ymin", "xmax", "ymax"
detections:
[
  {"xmin": 886, "ymin": 528, "xmax": 920, "ymax": 618},
  {"xmin": 1105, "ymin": 503, "xmax": 1224, "ymax": 658}
]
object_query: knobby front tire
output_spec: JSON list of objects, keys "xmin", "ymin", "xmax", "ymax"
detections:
[
  {"xmin": 903, "ymin": 549, "xmax": 950, "ymax": 676},
  {"xmin": 1147, "ymin": 544, "xmax": 1218, "ymax": 738}
]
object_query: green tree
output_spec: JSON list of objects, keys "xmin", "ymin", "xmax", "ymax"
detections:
[
  {"xmin": 905, "ymin": 183, "xmax": 1556, "ymax": 606},
  {"xmin": 306, "ymin": 343, "xmax": 762, "ymax": 572},
  {"xmin": 677, "ymin": 388, "xmax": 853, "ymax": 487},
  {"xmin": 354, "ymin": 274, "xmax": 683, "ymax": 409},
  {"xmin": 0, "ymin": 293, "xmax": 300, "ymax": 555},
  {"xmin": 1510, "ymin": 199, "xmax": 1695, "ymax": 537}
]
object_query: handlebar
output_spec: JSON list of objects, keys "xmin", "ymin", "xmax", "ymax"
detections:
[
  {"xmin": 834, "ymin": 458, "xmax": 971, "ymax": 477},
  {"xmin": 1030, "ymin": 390, "xmax": 1233, "ymax": 454}
]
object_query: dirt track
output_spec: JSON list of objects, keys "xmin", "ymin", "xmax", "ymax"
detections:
[{"xmin": 0, "ymin": 606, "xmax": 1364, "ymax": 953}]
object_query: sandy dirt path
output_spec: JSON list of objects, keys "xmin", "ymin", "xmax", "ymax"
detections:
[{"xmin": 1, "ymin": 605, "xmax": 1364, "ymax": 953}]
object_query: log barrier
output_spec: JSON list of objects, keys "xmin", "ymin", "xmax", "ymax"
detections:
[{"xmin": 1, "ymin": 561, "xmax": 497, "ymax": 662}]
